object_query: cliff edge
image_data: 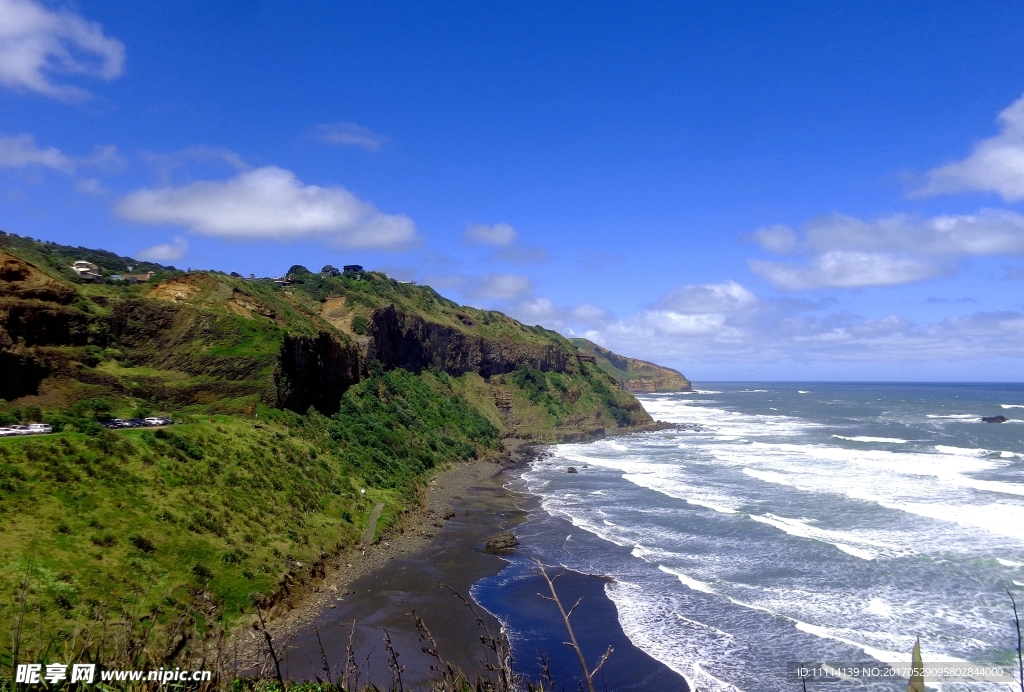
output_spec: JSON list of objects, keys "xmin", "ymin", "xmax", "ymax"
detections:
[{"xmin": 570, "ymin": 337, "xmax": 692, "ymax": 393}]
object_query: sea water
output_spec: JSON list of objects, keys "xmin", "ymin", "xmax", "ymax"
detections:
[{"xmin": 485, "ymin": 383, "xmax": 1024, "ymax": 692}]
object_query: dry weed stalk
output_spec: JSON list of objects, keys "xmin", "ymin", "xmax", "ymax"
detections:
[
  {"xmin": 1009, "ymin": 589, "xmax": 1024, "ymax": 692},
  {"xmin": 530, "ymin": 558, "xmax": 612, "ymax": 692}
]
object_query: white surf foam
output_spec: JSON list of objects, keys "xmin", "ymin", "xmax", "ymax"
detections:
[
  {"xmin": 1002, "ymin": 404, "xmax": 1024, "ymax": 409},
  {"xmin": 997, "ymin": 558, "xmax": 1022, "ymax": 567},
  {"xmin": 659, "ymin": 565, "xmax": 717, "ymax": 593},
  {"xmin": 747, "ymin": 512, "xmax": 905, "ymax": 561},
  {"xmin": 833, "ymin": 435, "xmax": 909, "ymax": 443},
  {"xmin": 605, "ymin": 580, "xmax": 747, "ymax": 692}
]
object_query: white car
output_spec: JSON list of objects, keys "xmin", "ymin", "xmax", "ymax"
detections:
[
  {"xmin": 28, "ymin": 423, "xmax": 52, "ymax": 434},
  {"xmin": 9, "ymin": 425, "xmax": 31, "ymax": 435},
  {"xmin": 0, "ymin": 427, "xmax": 15, "ymax": 437}
]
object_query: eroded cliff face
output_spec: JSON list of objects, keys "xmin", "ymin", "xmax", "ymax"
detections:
[
  {"xmin": 1, "ymin": 252, "xmax": 666, "ymax": 431},
  {"xmin": 367, "ymin": 305, "xmax": 573, "ymax": 378},
  {"xmin": 275, "ymin": 331, "xmax": 362, "ymax": 415}
]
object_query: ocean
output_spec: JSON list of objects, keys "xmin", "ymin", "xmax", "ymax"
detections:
[{"xmin": 473, "ymin": 383, "xmax": 1024, "ymax": 692}]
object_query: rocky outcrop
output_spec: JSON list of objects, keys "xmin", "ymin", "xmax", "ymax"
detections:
[
  {"xmin": 368, "ymin": 305, "xmax": 574, "ymax": 378},
  {"xmin": 485, "ymin": 531, "xmax": 519, "ymax": 553},
  {"xmin": 982, "ymin": 415, "xmax": 1008, "ymax": 423},
  {"xmin": 0, "ymin": 252, "xmax": 77, "ymax": 304},
  {"xmin": 275, "ymin": 331, "xmax": 363, "ymax": 415}
]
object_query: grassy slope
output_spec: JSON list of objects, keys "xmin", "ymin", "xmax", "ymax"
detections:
[
  {"xmin": 0, "ymin": 368, "xmax": 499, "ymax": 661},
  {"xmin": 0, "ymin": 236, "xmax": 659, "ymax": 667}
]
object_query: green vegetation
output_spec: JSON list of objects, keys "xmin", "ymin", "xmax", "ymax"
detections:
[
  {"xmin": 0, "ymin": 367, "xmax": 499, "ymax": 664},
  {"xmin": 0, "ymin": 232, "xmax": 663, "ymax": 676}
]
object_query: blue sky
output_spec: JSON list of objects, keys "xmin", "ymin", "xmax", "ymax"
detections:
[{"xmin": 2, "ymin": 0, "xmax": 1024, "ymax": 380}]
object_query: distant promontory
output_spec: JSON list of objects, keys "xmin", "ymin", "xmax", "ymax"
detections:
[{"xmin": 570, "ymin": 338, "xmax": 692, "ymax": 393}]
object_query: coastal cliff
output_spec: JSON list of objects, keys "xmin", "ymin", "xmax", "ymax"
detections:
[
  {"xmin": 0, "ymin": 232, "xmax": 689, "ymax": 669},
  {"xmin": 571, "ymin": 337, "xmax": 692, "ymax": 392},
  {"xmin": 0, "ymin": 235, "xmax": 661, "ymax": 436}
]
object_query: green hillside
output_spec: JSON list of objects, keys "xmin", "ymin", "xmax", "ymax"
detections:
[{"xmin": 0, "ymin": 231, "xmax": 665, "ymax": 667}]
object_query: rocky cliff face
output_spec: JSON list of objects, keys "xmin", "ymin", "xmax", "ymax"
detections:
[
  {"xmin": 276, "ymin": 331, "xmax": 363, "ymax": 415},
  {"xmin": 367, "ymin": 305, "xmax": 574, "ymax": 378},
  {"xmin": 0, "ymin": 246, "xmax": 671, "ymax": 436}
]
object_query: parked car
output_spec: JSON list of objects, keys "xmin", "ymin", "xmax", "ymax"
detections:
[
  {"xmin": 9, "ymin": 425, "xmax": 31, "ymax": 435},
  {"xmin": 144, "ymin": 416, "xmax": 171, "ymax": 426},
  {"xmin": 28, "ymin": 423, "xmax": 52, "ymax": 434},
  {"xmin": 0, "ymin": 427, "xmax": 16, "ymax": 437}
]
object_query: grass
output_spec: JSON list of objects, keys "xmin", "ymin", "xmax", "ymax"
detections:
[{"xmin": 0, "ymin": 369, "xmax": 500, "ymax": 667}]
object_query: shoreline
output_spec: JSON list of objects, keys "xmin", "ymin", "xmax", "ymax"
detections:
[
  {"xmin": 234, "ymin": 427, "xmax": 689, "ymax": 690},
  {"xmin": 231, "ymin": 440, "xmax": 542, "ymax": 680}
]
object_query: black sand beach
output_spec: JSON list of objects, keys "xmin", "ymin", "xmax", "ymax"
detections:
[{"xmin": 252, "ymin": 451, "xmax": 688, "ymax": 690}]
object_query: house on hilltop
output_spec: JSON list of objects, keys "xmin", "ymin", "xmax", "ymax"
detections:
[{"xmin": 70, "ymin": 260, "xmax": 102, "ymax": 282}]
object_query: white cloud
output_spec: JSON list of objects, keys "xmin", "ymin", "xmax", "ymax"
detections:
[
  {"xmin": 914, "ymin": 93, "xmax": 1024, "ymax": 201},
  {"xmin": 749, "ymin": 251, "xmax": 941, "ymax": 290},
  {"xmin": 638, "ymin": 310, "xmax": 727, "ymax": 335},
  {"xmin": 0, "ymin": 133, "xmax": 121, "ymax": 173},
  {"xmin": 658, "ymin": 280, "xmax": 757, "ymax": 313},
  {"xmin": 114, "ymin": 166, "xmax": 418, "ymax": 250},
  {"xmin": 312, "ymin": 122, "xmax": 385, "ymax": 151},
  {"xmin": 759, "ymin": 210, "xmax": 1024, "ymax": 257},
  {"xmin": 512, "ymin": 297, "xmax": 613, "ymax": 329},
  {"xmin": 463, "ymin": 222, "xmax": 548, "ymax": 264},
  {"xmin": 464, "ymin": 222, "xmax": 517, "ymax": 247},
  {"xmin": 748, "ymin": 210, "xmax": 1024, "ymax": 291},
  {"xmin": 751, "ymin": 224, "xmax": 798, "ymax": 254},
  {"xmin": 136, "ymin": 237, "xmax": 188, "ymax": 262},
  {"xmin": 465, "ymin": 273, "xmax": 534, "ymax": 301},
  {"xmin": 0, "ymin": 0, "xmax": 125, "ymax": 100},
  {"xmin": 0, "ymin": 132, "xmax": 72, "ymax": 170},
  {"xmin": 580, "ymin": 301, "xmax": 1024, "ymax": 368}
]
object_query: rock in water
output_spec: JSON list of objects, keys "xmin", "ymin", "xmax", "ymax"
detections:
[
  {"xmin": 982, "ymin": 415, "xmax": 1008, "ymax": 423},
  {"xmin": 486, "ymin": 531, "xmax": 519, "ymax": 553},
  {"xmin": 566, "ymin": 467, "xmax": 578, "ymax": 473}
]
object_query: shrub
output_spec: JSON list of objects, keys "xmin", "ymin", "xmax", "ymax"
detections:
[
  {"xmin": 351, "ymin": 315, "xmax": 368, "ymax": 335},
  {"xmin": 129, "ymin": 535, "xmax": 156, "ymax": 553}
]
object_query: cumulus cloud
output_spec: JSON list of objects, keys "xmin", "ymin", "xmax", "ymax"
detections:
[
  {"xmin": 114, "ymin": 166, "xmax": 418, "ymax": 250},
  {"xmin": 511, "ymin": 297, "xmax": 613, "ymax": 329},
  {"xmin": 136, "ymin": 237, "xmax": 188, "ymax": 262},
  {"xmin": 464, "ymin": 273, "xmax": 534, "ymax": 301},
  {"xmin": 751, "ymin": 224, "xmax": 799, "ymax": 254},
  {"xmin": 464, "ymin": 222, "xmax": 517, "ymax": 247},
  {"xmin": 914, "ymin": 93, "xmax": 1024, "ymax": 201},
  {"xmin": 657, "ymin": 280, "xmax": 757, "ymax": 313},
  {"xmin": 749, "ymin": 251, "xmax": 942, "ymax": 290},
  {"xmin": 0, "ymin": 133, "xmax": 120, "ymax": 172},
  {"xmin": 748, "ymin": 210, "xmax": 1024, "ymax": 290},
  {"xmin": 463, "ymin": 222, "xmax": 548, "ymax": 264},
  {"xmin": 583, "ymin": 301, "xmax": 1024, "ymax": 368},
  {"xmin": 757, "ymin": 210, "xmax": 1024, "ymax": 257},
  {"xmin": 0, "ymin": 0, "xmax": 125, "ymax": 100},
  {"xmin": 311, "ymin": 122, "xmax": 385, "ymax": 151}
]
